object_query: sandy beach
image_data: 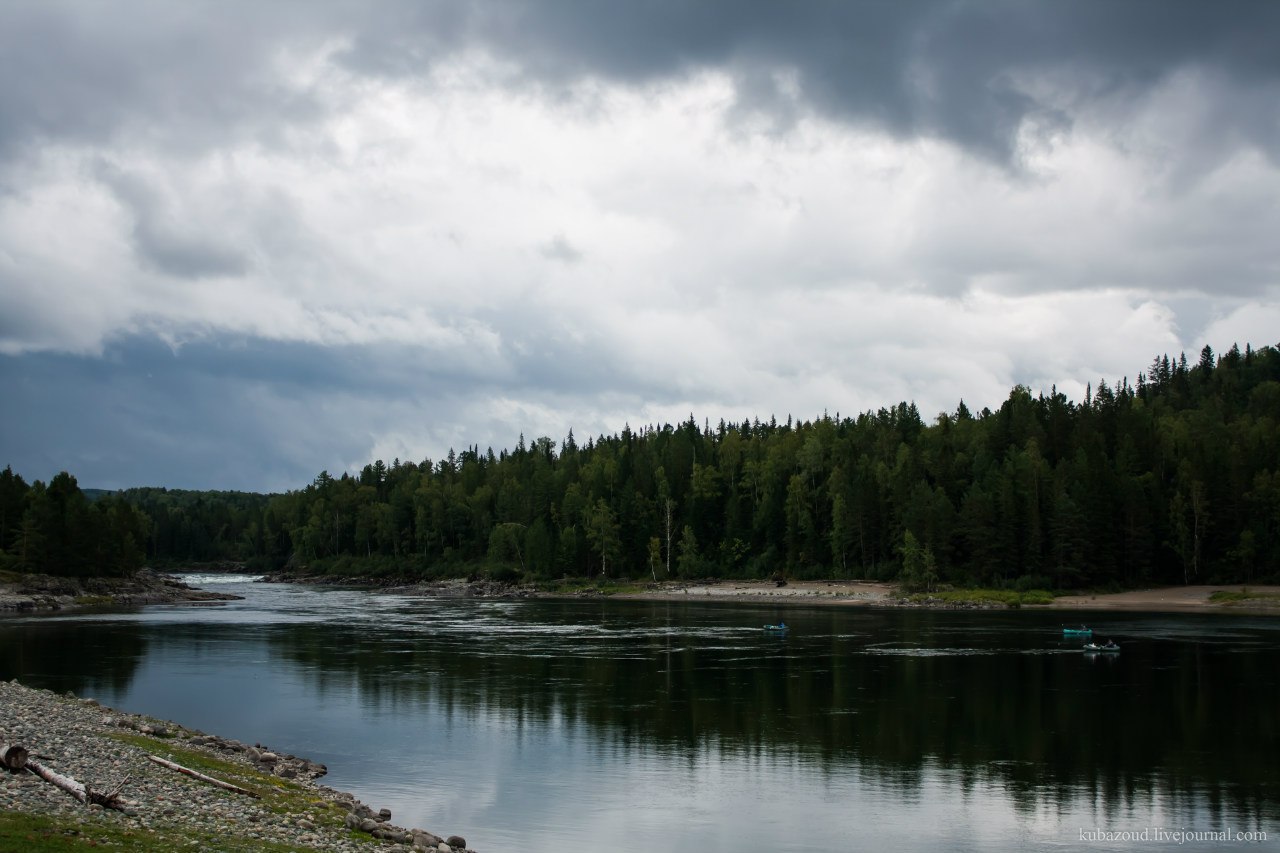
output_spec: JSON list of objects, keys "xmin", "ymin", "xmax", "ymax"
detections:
[
  {"xmin": 617, "ymin": 580, "xmax": 896, "ymax": 606},
  {"xmin": 1046, "ymin": 584, "xmax": 1280, "ymax": 612},
  {"xmin": 612, "ymin": 580, "xmax": 1280, "ymax": 614}
]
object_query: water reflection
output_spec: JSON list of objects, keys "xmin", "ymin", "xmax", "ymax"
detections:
[
  {"xmin": 0, "ymin": 619, "xmax": 148, "ymax": 696},
  {"xmin": 268, "ymin": 601, "xmax": 1277, "ymax": 803},
  {"xmin": 0, "ymin": 579, "xmax": 1275, "ymax": 851}
]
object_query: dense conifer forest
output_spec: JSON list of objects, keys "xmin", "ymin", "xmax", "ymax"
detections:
[
  {"xmin": 0, "ymin": 471, "xmax": 148, "ymax": 577},
  {"xmin": 4, "ymin": 344, "xmax": 1278, "ymax": 588}
]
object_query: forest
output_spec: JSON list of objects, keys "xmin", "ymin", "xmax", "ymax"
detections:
[
  {"xmin": 0, "ymin": 470, "xmax": 148, "ymax": 577},
  {"xmin": 3, "ymin": 344, "xmax": 1278, "ymax": 589}
]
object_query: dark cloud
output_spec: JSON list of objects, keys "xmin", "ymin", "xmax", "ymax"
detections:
[
  {"xmin": 2, "ymin": 1, "xmax": 1278, "ymax": 492},
  {"xmin": 3, "ymin": 1, "xmax": 1278, "ymax": 165},
  {"xmin": 0, "ymin": 2, "xmax": 329, "ymax": 161},
  {"xmin": 343, "ymin": 0, "xmax": 1280, "ymax": 162},
  {"xmin": 0, "ymin": 330, "xmax": 669, "ymax": 490},
  {"xmin": 0, "ymin": 337, "xmax": 351, "ymax": 490}
]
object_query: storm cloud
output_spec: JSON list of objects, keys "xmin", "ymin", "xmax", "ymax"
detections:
[
  {"xmin": 4, "ymin": 1, "xmax": 1278, "ymax": 163},
  {"xmin": 1, "ymin": 1, "xmax": 1277, "ymax": 489}
]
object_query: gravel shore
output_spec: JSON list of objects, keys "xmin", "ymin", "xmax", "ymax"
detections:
[{"xmin": 0, "ymin": 680, "xmax": 477, "ymax": 852}]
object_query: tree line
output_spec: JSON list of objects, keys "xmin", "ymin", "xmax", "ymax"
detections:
[
  {"xmin": 0, "ymin": 476, "xmax": 273, "ymax": 577},
  {"xmin": 4, "ymin": 343, "xmax": 1278, "ymax": 587},
  {"xmin": 0, "ymin": 470, "xmax": 149, "ymax": 577}
]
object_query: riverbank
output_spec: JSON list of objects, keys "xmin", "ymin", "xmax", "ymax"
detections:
[
  {"xmin": 615, "ymin": 579, "xmax": 897, "ymax": 606},
  {"xmin": 0, "ymin": 569, "xmax": 242, "ymax": 613},
  {"xmin": 264, "ymin": 573, "xmax": 537, "ymax": 600},
  {"xmin": 0, "ymin": 680, "xmax": 476, "ymax": 852},
  {"xmin": 262, "ymin": 570, "xmax": 1280, "ymax": 614},
  {"xmin": 1047, "ymin": 584, "xmax": 1280, "ymax": 612},
  {"xmin": 609, "ymin": 580, "xmax": 1280, "ymax": 613}
]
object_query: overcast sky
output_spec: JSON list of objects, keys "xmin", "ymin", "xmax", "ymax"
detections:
[{"xmin": 3, "ymin": 1, "xmax": 1279, "ymax": 492}]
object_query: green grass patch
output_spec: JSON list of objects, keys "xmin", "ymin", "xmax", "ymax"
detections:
[
  {"xmin": 599, "ymin": 581, "xmax": 647, "ymax": 596},
  {"xmin": 105, "ymin": 732, "xmax": 368, "ymax": 842},
  {"xmin": 907, "ymin": 588, "xmax": 1056, "ymax": 608},
  {"xmin": 0, "ymin": 810, "xmax": 313, "ymax": 852},
  {"xmin": 0, "ymin": 810, "xmax": 177, "ymax": 852},
  {"xmin": 108, "ymin": 732, "xmax": 277, "ymax": 791},
  {"xmin": 1210, "ymin": 589, "xmax": 1280, "ymax": 605},
  {"xmin": 536, "ymin": 578, "xmax": 648, "ymax": 596},
  {"xmin": 108, "ymin": 732, "xmax": 322, "ymax": 804}
]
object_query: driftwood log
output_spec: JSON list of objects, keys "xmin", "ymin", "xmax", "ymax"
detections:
[
  {"xmin": 146, "ymin": 754, "xmax": 259, "ymax": 798},
  {"xmin": 1, "ymin": 742, "xmax": 29, "ymax": 772},
  {"xmin": 25, "ymin": 759, "xmax": 131, "ymax": 812}
]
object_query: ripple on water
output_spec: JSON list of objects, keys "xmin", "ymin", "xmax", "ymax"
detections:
[{"xmin": 864, "ymin": 645, "xmax": 1002, "ymax": 657}]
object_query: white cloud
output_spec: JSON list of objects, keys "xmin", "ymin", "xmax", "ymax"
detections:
[
  {"xmin": 2, "ymin": 41, "xmax": 1277, "ymax": 484},
  {"xmin": 1200, "ymin": 294, "xmax": 1280, "ymax": 354}
]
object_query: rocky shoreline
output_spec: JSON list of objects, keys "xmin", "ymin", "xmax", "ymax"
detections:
[
  {"xmin": 260, "ymin": 572, "xmax": 545, "ymax": 599},
  {"xmin": 0, "ymin": 679, "xmax": 477, "ymax": 852},
  {"xmin": 258, "ymin": 571, "xmax": 1280, "ymax": 614},
  {"xmin": 0, "ymin": 569, "xmax": 243, "ymax": 613},
  {"xmin": 263, "ymin": 573, "xmax": 1010, "ymax": 609}
]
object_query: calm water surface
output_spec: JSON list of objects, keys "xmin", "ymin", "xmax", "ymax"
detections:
[{"xmin": 1, "ymin": 576, "xmax": 1276, "ymax": 851}]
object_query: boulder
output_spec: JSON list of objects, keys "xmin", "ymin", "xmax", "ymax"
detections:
[{"xmin": 412, "ymin": 829, "xmax": 443, "ymax": 847}]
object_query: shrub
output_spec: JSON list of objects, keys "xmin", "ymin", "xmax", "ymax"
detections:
[{"xmin": 1015, "ymin": 574, "xmax": 1053, "ymax": 592}]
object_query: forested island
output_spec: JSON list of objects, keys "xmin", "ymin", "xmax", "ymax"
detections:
[{"xmin": 3, "ymin": 344, "xmax": 1278, "ymax": 591}]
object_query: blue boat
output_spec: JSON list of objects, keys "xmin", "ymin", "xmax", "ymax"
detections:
[
  {"xmin": 1062, "ymin": 626, "xmax": 1092, "ymax": 636},
  {"xmin": 763, "ymin": 623, "xmax": 788, "ymax": 632}
]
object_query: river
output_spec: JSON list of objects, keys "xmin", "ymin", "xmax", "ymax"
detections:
[{"xmin": 1, "ymin": 575, "xmax": 1276, "ymax": 851}]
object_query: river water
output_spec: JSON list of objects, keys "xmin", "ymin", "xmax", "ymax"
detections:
[{"xmin": 1, "ymin": 575, "xmax": 1276, "ymax": 851}]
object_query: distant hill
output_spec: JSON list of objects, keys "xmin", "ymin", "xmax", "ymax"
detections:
[{"xmin": 82, "ymin": 488, "xmax": 118, "ymax": 502}]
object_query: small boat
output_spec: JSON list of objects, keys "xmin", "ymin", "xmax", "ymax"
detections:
[
  {"xmin": 1062, "ymin": 626, "xmax": 1092, "ymax": 636},
  {"xmin": 1083, "ymin": 641, "xmax": 1119, "ymax": 653},
  {"xmin": 763, "ymin": 623, "xmax": 788, "ymax": 632}
]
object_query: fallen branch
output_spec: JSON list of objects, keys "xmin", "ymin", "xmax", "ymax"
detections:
[
  {"xmin": 146, "ymin": 754, "xmax": 259, "ymax": 798},
  {"xmin": 26, "ymin": 759, "xmax": 131, "ymax": 812},
  {"xmin": 1, "ymin": 742, "xmax": 29, "ymax": 772}
]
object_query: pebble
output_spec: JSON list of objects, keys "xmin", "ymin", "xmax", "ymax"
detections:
[{"xmin": 0, "ymin": 679, "xmax": 481, "ymax": 852}]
